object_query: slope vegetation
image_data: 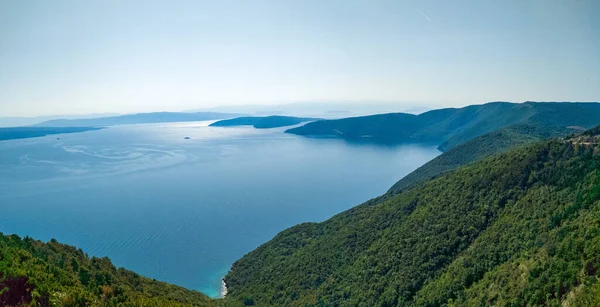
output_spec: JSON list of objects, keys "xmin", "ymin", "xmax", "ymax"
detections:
[
  {"xmin": 0, "ymin": 233, "xmax": 220, "ymax": 307},
  {"xmin": 285, "ymin": 101, "xmax": 600, "ymax": 150},
  {"xmin": 388, "ymin": 124, "xmax": 580, "ymax": 193},
  {"xmin": 225, "ymin": 127, "xmax": 600, "ymax": 306}
]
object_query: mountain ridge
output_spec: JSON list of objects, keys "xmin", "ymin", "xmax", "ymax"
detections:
[{"xmin": 286, "ymin": 101, "xmax": 600, "ymax": 151}]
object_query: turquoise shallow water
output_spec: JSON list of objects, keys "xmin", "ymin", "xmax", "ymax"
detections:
[{"xmin": 0, "ymin": 121, "xmax": 440, "ymax": 297}]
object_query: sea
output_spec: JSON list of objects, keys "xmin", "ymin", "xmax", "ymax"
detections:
[{"xmin": 0, "ymin": 121, "xmax": 440, "ymax": 297}]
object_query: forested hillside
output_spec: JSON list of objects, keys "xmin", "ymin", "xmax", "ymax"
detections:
[
  {"xmin": 0, "ymin": 234, "xmax": 221, "ymax": 307},
  {"xmin": 389, "ymin": 124, "xmax": 580, "ymax": 193},
  {"xmin": 285, "ymin": 101, "xmax": 600, "ymax": 150},
  {"xmin": 225, "ymin": 126, "xmax": 600, "ymax": 306}
]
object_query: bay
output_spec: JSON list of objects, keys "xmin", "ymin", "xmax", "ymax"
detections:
[{"xmin": 0, "ymin": 121, "xmax": 440, "ymax": 297}]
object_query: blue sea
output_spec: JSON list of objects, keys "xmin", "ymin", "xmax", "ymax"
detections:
[{"xmin": 0, "ymin": 121, "xmax": 440, "ymax": 297}]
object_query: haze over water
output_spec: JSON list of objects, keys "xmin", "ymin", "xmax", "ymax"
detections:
[{"xmin": 0, "ymin": 121, "xmax": 439, "ymax": 297}]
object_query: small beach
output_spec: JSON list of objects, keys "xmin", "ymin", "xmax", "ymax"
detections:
[{"xmin": 221, "ymin": 279, "xmax": 227, "ymax": 298}]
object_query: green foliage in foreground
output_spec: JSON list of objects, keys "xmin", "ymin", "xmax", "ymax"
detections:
[
  {"xmin": 389, "ymin": 124, "xmax": 579, "ymax": 193},
  {"xmin": 225, "ymin": 129, "xmax": 600, "ymax": 306},
  {"xmin": 0, "ymin": 235, "xmax": 221, "ymax": 307}
]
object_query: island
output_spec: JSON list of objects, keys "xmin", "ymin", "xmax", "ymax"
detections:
[
  {"xmin": 209, "ymin": 115, "xmax": 320, "ymax": 129},
  {"xmin": 0, "ymin": 127, "xmax": 102, "ymax": 141}
]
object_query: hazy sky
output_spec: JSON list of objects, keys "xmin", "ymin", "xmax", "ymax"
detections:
[{"xmin": 1, "ymin": 0, "xmax": 599, "ymax": 116}]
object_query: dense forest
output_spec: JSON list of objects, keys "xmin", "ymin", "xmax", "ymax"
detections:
[
  {"xmin": 225, "ymin": 125, "xmax": 600, "ymax": 306},
  {"xmin": 286, "ymin": 101, "xmax": 600, "ymax": 150},
  {"xmin": 389, "ymin": 124, "xmax": 579, "ymax": 193},
  {"xmin": 0, "ymin": 234, "xmax": 223, "ymax": 307}
]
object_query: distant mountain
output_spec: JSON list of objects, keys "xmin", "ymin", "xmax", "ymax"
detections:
[
  {"xmin": 0, "ymin": 113, "xmax": 120, "ymax": 127},
  {"xmin": 0, "ymin": 127, "xmax": 102, "ymax": 141},
  {"xmin": 286, "ymin": 101, "xmax": 600, "ymax": 150},
  {"xmin": 35, "ymin": 112, "xmax": 241, "ymax": 127},
  {"xmin": 209, "ymin": 116, "xmax": 319, "ymax": 129},
  {"xmin": 224, "ymin": 126, "xmax": 600, "ymax": 306},
  {"xmin": 388, "ymin": 124, "xmax": 581, "ymax": 193},
  {"xmin": 188, "ymin": 101, "xmax": 433, "ymax": 119}
]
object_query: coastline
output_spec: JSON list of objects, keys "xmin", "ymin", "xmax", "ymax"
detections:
[{"xmin": 220, "ymin": 279, "xmax": 228, "ymax": 298}]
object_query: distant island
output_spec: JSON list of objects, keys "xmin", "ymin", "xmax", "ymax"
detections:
[
  {"xmin": 35, "ymin": 111, "xmax": 242, "ymax": 127},
  {"xmin": 209, "ymin": 115, "xmax": 320, "ymax": 129},
  {"xmin": 0, "ymin": 113, "xmax": 120, "ymax": 127},
  {"xmin": 0, "ymin": 127, "xmax": 102, "ymax": 141}
]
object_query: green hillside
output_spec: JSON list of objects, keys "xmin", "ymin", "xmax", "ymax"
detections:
[
  {"xmin": 388, "ymin": 124, "xmax": 580, "ymax": 193},
  {"xmin": 285, "ymin": 101, "xmax": 600, "ymax": 150},
  {"xmin": 0, "ymin": 234, "xmax": 221, "ymax": 307},
  {"xmin": 224, "ymin": 126, "xmax": 600, "ymax": 306}
]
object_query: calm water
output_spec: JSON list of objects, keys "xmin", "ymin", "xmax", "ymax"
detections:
[{"xmin": 0, "ymin": 121, "xmax": 439, "ymax": 297}]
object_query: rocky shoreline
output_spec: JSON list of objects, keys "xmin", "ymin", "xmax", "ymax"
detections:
[{"xmin": 220, "ymin": 279, "xmax": 227, "ymax": 298}]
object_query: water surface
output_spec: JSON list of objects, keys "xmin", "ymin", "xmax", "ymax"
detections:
[{"xmin": 0, "ymin": 121, "xmax": 440, "ymax": 297}]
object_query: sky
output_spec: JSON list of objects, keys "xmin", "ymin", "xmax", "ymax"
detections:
[{"xmin": 1, "ymin": 0, "xmax": 599, "ymax": 117}]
